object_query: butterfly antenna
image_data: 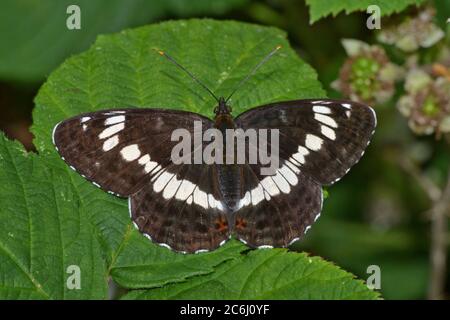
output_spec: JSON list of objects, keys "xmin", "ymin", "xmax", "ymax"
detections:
[
  {"xmin": 225, "ymin": 45, "xmax": 282, "ymax": 103},
  {"xmin": 155, "ymin": 49, "xmax": 220, "ymax": 103}
]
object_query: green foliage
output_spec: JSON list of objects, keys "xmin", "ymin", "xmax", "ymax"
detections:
[
  {"xmin": 305, "ymin": 0, "xmax": 426, "ymax": 23},
  {"xmin": 0, "ymin": 0, "xmax": 246, "ymax": 83},
  {"xmin": 33, "ymin": 19, "xmax": 325, "ymax": 153},
  {"xmin": 123, "ymin": 249, "xmax": 380, "ymax": 299},
  {"xmin": 0, "ymin": 134, "xmax": 106, "ymax": 299},
  {"xmin": 0, "ymin": 133, "xmax": 247, "ymax": 298},
  {"xmin": 0, "ymin": 19, "xmax": 379, "ymax": 299},
  {"xmin": 433, "ymin": 0, "xmax": 450, "ymax": 28}
]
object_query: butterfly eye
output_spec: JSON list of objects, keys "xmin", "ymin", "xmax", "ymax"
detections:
[{"xmin": 214, "ymin": 107, "xmax": 218, "ymax": 114}]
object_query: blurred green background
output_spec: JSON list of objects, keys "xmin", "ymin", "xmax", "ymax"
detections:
[{"xmin": 0, "ymin": 0, "xmax": 449, "ymax": 300}]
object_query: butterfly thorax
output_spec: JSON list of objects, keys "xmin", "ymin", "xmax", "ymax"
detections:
[
  {"xmin": 214, "ymin": 97, "xmax": 231, "ymax": 115},
  {"xmin": 213, "ymin": 97, "xmax": 236, "ymax": 160}
]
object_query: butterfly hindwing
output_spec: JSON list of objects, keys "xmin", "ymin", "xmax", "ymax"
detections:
[
  {"xmin": 131, "ymin": 163, "xmax": 230, "ymax": 253},
  {"xmin": 233, "ymin": 163, "xmax": 322, "ymax": 248}
]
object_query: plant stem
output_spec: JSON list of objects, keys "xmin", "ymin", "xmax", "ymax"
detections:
[
  {"xmin": 398, "ymin": 156, "xmax": 441, "ymax": 201},
  {"xmin": 398, "ymin": 155, "xmax": 449, "ymax": 299},
  {"xmin": 428, "ymin": 171, "xmax": 450, "ymax": 300}
]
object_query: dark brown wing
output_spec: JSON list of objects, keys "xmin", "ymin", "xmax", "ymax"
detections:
[
  {"xmin": 231, "ymin": 99, "xmax": 376, "ymax": 247},
  {"xmin": 53, "ymin": 108, "xmax": 213, "ymax": 196},
  {"xmin": 233, "ymin": 163, "xmax": 322, "ymax": 248},
  {"xmin": 53, "ymin": 108, "xmax": 230, "ymax": 253},
  {"xmin": 130, "ymin": 163, "xmax": 230, "ymax": 253},
  {"xmin": 235, "ymin": 99, "xmax": 376, "ymax": 185}
]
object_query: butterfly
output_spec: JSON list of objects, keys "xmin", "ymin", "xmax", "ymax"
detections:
[{"xmin": 52, "ymin": 47, "xmax": 376, "ymax": 253}]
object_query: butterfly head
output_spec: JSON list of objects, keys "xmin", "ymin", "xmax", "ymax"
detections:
[{"xmin": 214, "ymin": 97, "xmax": 232, "ymax": 117}]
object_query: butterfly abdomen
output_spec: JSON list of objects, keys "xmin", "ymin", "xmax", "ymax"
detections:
[
  {"xmin": 213, "ymin": 113, "xmax": 242, "ymax": 213},
  {"xmin": 217, "ymin": 164, "xmax": 241, "ymax": 214}
]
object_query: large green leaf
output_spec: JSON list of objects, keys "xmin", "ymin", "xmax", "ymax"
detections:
[
  {"xmin": 305, "ymin": 0, "xmax": 426, "ymax": 23},
  {"xmin": 33, "ymin": 19, "xmax": 325, "ymax": 153},
  {"xmin": 0, "ymin": 0, "xmax": 246, "ymax": 83},
  {"xmin": 0, "ymin": 132, "xmax": 247, "ymax": 298},
  {"xmin": 0, "ymin": 134, "xmax": 107, "ymax": 299},
  {"xmin": 123, "ymin": 249, "xmax": 380, "ymax": 299},
  {"xmin": 0, "ymin": 19, "xmax": 378, "ymax": 299},
  {"xmin": 32, "ymin": 19, "xmax": 326, "ymax": 289}
]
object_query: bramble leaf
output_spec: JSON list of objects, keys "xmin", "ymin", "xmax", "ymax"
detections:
[
  {"xmin": 123, "ymin": 249, "xmax": 380, "ymax": 299},
  {"xmin": 32, "ymin": 18, "xmax": 327, "ymax": 290},
  {"xmin": 305, "ymin": 0, "xmax": 426, "ymax": 24},
  {"xmin": 33, "ymin": 19, "xmax": 325, "ymax": 153},
  {"xmin": 0, "ymin": 134, "xmax": 107, "ymax": 299}
]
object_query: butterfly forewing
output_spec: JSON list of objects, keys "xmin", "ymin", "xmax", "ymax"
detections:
[
  {"xmin": 53, "ymin": 108, "xmax": 213, "ymax": 196},
  {"xmin": 235, "ymin": 99, "xmax": 376, "ymax": 186}
]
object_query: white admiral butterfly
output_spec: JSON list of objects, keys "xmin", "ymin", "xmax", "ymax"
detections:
[{"xmin": 53, "ymin": 47, "xmax": 376, "ymax": 253}]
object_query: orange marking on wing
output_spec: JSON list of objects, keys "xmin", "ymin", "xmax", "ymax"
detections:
[
  {"xmin": 215, "ymin": 217, "xmax": 228, "ymax": 232},
  {"xmin": 235, "ymin": 218, "xmax": 247, "ymax": 230}
]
